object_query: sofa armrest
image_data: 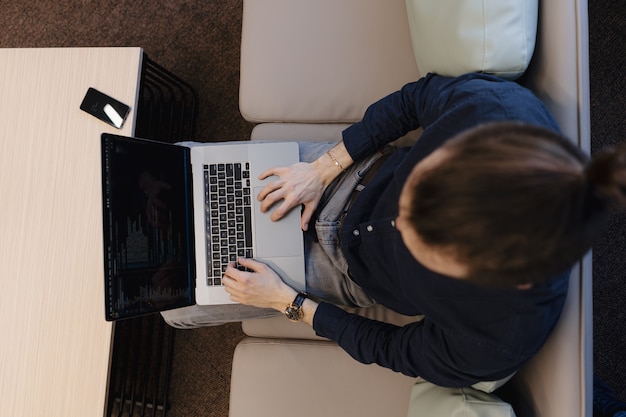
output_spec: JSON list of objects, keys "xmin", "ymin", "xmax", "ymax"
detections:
[{"xmin": 242, "ymin": 304, "xmax": 421, "ymax": 340}]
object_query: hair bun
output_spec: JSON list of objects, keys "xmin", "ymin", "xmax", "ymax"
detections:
[{"xmin": 585, "ymin": 144, "xmax": 626, "ymax": 207}]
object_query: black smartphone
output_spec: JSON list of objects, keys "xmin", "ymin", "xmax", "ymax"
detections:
[{"xmin": 80, "ymin": 87, "xmax": 130, "ymax": 129}]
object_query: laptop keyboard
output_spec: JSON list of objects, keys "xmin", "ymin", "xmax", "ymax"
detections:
[{"xmin": 203, "ymin": 162, "xmax": 253, "ymax": 286}]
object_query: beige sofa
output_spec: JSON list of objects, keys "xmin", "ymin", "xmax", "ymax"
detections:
[{"xmin": 230, "ymin": 1, "xmax": 592, "ymax": 416}]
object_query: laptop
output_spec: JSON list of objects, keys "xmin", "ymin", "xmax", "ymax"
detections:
[{"xmin": 101, "ymin": 134, "xmax": 305, "ymax": 321}]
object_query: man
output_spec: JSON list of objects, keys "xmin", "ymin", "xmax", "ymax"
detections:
[{"xmin": 167, "ymin": 73, "xmax": 611, "ymax": 387}]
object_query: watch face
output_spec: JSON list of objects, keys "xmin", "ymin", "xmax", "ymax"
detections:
[{"xmin": 285, "ymin": 305, "xmax": 303, "ymax": 321}]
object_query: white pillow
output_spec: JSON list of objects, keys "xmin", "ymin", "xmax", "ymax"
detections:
[
  {"xmin": 409, "ymin": 379, "xmax": 517, "ymax": 417},
  {"xmin": 405, "ymin": 0, "xmax": 538, "ymax": 80}
]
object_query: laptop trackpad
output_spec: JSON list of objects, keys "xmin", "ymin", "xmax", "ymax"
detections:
[{"xmin": 253, "ymin": 187, "xmax": 302, "ymax": 258}]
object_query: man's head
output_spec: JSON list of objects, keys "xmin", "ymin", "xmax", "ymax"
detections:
[{"xmin": 396, "ymin": 121, "xmax": 607, "ymax": 288}]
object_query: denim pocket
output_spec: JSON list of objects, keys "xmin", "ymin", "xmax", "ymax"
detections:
[{"xmin": 314, "ymin": 220, "xmax": 347, "ymax": 273}]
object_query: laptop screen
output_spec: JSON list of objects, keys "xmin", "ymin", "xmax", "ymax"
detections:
[{"xmin": 101, "ymin": 134, "xmax": 195, "ymax": 321}]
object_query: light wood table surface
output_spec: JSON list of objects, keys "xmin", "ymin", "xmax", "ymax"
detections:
[{"xmin": 0, "ymin": 47, "xmax": 143, "ymax": 417}]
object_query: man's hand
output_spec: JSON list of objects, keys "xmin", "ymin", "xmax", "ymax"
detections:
[
  {"xmin": 223, "ymin": 258, "xmax": 297, "ymax": 311},
  {"xmin": 256, "ymin": 142, "xmax": 354, "ymax": 231},
  {"xmin": 223, "ymin": 258, "xmax": 319, "ymax": 325},
  {"xmin": 256, "ymin": 162, "xmax": 327, "ymax": 231}
]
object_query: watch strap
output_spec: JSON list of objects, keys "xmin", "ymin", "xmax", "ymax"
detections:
[
  {"xmin": 292, "ymin": 292, "xmax": 307, "ymax": 308},
  {"xmin": 285, "ymin": 292, "xmax": 307, "ymax": 321}
]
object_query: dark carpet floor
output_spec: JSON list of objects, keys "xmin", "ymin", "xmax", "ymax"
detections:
[
  {"xmin": 2, "ymin": 1, "xmax": 624, "ymax": 416},
  {"xmin": 588, "ymin": 0, "xmax": 626, "ymax": 407}
]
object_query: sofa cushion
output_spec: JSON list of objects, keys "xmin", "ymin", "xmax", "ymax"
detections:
[
  {"xmin": 240, "ymin": 0, "xmax": 419, "ymax": 124},
  {"xmin": 406, "ymin": 0, "xmax": 538, "ymax": 80},
  {"xmin": 251, "ymin": 123, "xmax": 350, "ymax": 143},
  {"xmin": 230, "ymin": 338, "xmax": 416, "ymax": 417}
]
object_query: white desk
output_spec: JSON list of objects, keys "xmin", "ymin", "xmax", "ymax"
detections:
[{"xmin": 0, "ymin": 48, "xmax": 143, "ymax": 417}]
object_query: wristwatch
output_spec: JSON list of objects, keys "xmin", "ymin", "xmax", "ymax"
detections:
[{"xmin": 284, "ymin": 292, "xmax": 308, "ymax": 322}]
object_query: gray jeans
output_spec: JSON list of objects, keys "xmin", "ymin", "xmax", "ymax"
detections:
[{"xmin": 161, "ymin": 141, "xmax": 381, "ymax": 329}]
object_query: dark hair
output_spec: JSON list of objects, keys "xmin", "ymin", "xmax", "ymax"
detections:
[{"xmin": 408, "ymin": 121, "xmax": 626, "ymax": 287}]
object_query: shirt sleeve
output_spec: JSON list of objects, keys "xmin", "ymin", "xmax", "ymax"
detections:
[
  {"xmin": 341, "ymin": 78, "xmax": 425, "ymax": 161},
  {"xmin": 312, "ymin": 302, "xmax": 526, "ymax": 387},
  {"xmin": 340, "ymin": 73, "xmax": 555, "ymax": 162},
  {"xmin": 341, "ymin": 74, "xmax": 467, "ymax": 161}
]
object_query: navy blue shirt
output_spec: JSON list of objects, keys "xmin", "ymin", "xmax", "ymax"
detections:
[{"xmin": 312, "ymin": 73, "xmax": 570, "ymax": 387}]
